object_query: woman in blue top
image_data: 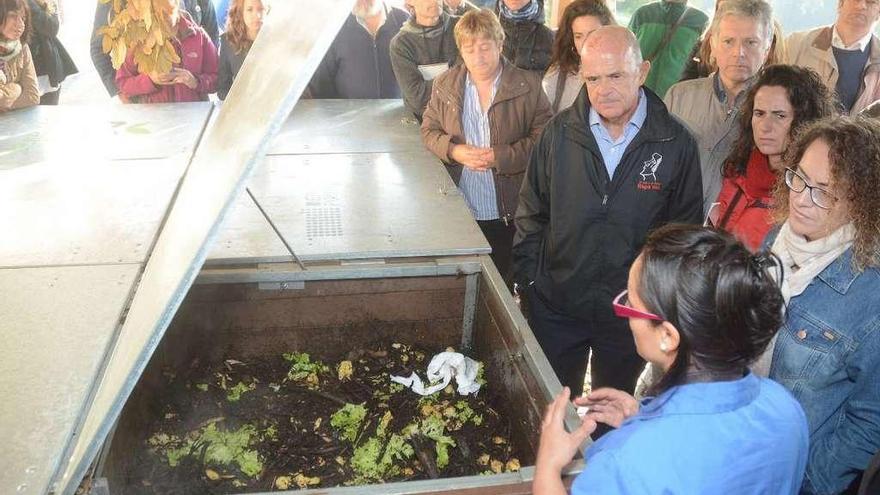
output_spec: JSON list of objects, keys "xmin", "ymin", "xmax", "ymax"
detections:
[
  {"xmin": 534, "ymin": 224, "xmax": 809, "ymax": 495},
  {"xmin": 756, "ymin": 116, "xmax": 880, "ymax": 495}
]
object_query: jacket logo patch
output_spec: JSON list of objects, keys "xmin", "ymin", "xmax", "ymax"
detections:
[
  {"xmin": 638, "ymin": 153, "xmax": 663, "ymax": 191},
  {"xmin": 187, "ymin": 52, "xmax": 198, "ymax": 58}
]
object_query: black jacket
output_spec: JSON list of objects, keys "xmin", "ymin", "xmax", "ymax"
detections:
[
  {"xmin": 26, "ymin": 0, "xmax": 77, "ymax": 87},
  {"xmin": 513, "ymin": 87, "xmax": 703, "ymax": 319},
  {"xmin": 496, "ymin": 0, "xmax": 554, "ymax": 73},
  {"xmin": 309, "ymin": 7, "xmax": 409, "ymax": 99}
]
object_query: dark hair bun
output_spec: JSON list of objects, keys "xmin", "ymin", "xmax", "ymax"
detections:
[{"xmin": 638, "ymin": 225, "xmax": 784, "ymax": 390}]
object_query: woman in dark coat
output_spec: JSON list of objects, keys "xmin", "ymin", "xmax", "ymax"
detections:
[{"xmin": 25, "ymin": 0, "xmax": 75, "ymax": 105}]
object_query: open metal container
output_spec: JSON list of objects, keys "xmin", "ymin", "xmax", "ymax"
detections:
[
  {"xmin": 94, "ymin": 142, "xmax": 578, "ymax": 493},
  {"xmin": 2, "ymin": 4, "xmax": 584, "ymax": 492}
]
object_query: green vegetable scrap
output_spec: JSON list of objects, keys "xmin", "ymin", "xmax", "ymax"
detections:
[
  {"xmin": 419, "ymin": 415, "xmax": 456, "ymax": 469},
  {"xmin": 226, "ymin": 381, "xmax": 255, "ymax": 402},
  {"xmin": 148, "ymin": 423, "xmax": 264, "ymax": 478},
  {"xmin": 350, "ymin": 433, "xmax": 415, "ymax": 483},
  {"xmin": 199, "ymin": 423, "xmax": 263, "ymax": 478},
  {"xmin": 330, "ymin": 403, "xmax": 367, "ymax": 443},
  {"xmin": 283, "ymin": 352, "xmax": 330, "ymax": 388}
]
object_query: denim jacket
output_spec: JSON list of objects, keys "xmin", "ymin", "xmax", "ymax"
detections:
[{"xmin": 766, "ymin": 230, "xmax": 880, "ymax": 494}]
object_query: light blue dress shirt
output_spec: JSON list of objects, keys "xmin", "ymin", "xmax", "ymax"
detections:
[
  {"xmin": 572, "ymin": 373, "xmax": 809, "ymax": 494},
  {"xmin": 458, "ymin": 70, "xmax": 501, "ymax": 221},
  {"xmin": 589, "ymin": 89, "xmax": 648, "ymax": 179}
]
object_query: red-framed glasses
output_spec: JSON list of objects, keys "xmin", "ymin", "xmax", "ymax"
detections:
[{"xmin": 612, "ymin": 290, "xmax": 663, "ymax": 321}]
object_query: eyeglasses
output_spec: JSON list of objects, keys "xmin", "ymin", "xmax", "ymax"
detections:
[
  {"xmin": 784, "ymin": 167, "xmax": 837, "ymax": 210},
  {"xmin": 612, "ymin": 290, "xmax": 663, "ymax": 321}
]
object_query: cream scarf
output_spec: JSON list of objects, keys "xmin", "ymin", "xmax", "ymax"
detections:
[{"xmin": 751, "ymin": 221, "xmax": 855, "ymax": 376}]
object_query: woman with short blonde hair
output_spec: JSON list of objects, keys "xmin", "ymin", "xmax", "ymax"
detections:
[
  {"xmin": 422, "ymin": 8, "xmax": 551, "ymax": 288},
  {"xmin": 453, "ymin": 7, "xmax": 504, "ymax": 47}
]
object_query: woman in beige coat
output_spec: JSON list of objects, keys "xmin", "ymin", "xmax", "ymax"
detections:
[{"xmin": 0, "ymin": 0, "xmax": 39, "ymax": 112}]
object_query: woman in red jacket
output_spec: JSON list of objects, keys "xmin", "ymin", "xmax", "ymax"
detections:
[
  {"xmin": 115, "ymin": 0, "xmax": 218, "ymax": 103},
  {"xmin": 710, "ymin": 65, "xmax": 835, "ymax": 251}
]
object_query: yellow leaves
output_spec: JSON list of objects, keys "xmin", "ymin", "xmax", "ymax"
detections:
[
  {"xmin": 274, "ymin": 476, "xmax": 291, "ymax": 490},
  {"xmin": 338, "ymin": 361, "xmax": 353, "ymax": 381},
  {"xmin": 506, "ymin": 458, "xmax": 521, "ymax": 472},
  {"xmin": 110, "ymin": 40, "xmax": 127, "ymax": 70},
  {"xmin": 490, "ymin": 459, "xmax": 504, "ymax": 474},
  {"xmin": 477, "ymin": 453, "xmax": 490, "ymax": 466},
  {"xmin": 99, "ymin": 0, "xmax": 178, "ymax": 73},
  {"xmin": 293, "ymin": 474, "xmax": 321, "ymax": 488}
]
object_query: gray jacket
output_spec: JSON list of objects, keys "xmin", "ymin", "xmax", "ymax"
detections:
[
  {"xmin": 389, "ymin": 13, "xmax": 462, "ymax": 119},
  {"xmin": 665, "ymin": 73, "xmax": 750, "ymax": 215}
]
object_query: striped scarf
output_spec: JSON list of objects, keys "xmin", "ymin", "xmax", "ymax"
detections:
[
  {"xmin": 498, "ymin": 0, "xmax": 539, "ymax": 22},
  {"xmin": 0, "ymin": 39, "xmax": 22, "ymax": 63}
]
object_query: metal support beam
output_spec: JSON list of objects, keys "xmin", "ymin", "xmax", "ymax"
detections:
[{"xmin": 461, "ymin": 273, "xmax": 479, "ymax": 350}]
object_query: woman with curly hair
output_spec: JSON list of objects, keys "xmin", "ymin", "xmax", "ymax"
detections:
[
  {"xmin": 535, "ymin": 224, "xmax": 808, "ymax": 494},
  {"xmin": 217, "ymin": 0, "xmax": 265, "ymax": 100},
  {"xmin": 755, "ymin": 116, "xmax": 880, "ymax": 495},
  {"xmin": 0, "ymin": 0, "xmax": 38, "ymax": 112},
  {"xmin": 709, "ymin": 64, "xmax": 835, "ymax": 251},
  {"xmin": 541, "ymin": 0, "xmax": 614, "ymax": 114}
]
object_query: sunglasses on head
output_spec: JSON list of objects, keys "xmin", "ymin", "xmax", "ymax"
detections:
[{"xmin": 612, "ymin": 290, "xmax": 663, "ymax": 321}]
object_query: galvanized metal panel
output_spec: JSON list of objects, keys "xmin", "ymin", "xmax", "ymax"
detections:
[
  {"xmin": 0, "ymin": 158, "xmax": 187, "ymax": 268},
  {"xmin": 0, "ymin": 264, "xmax": 139, "ymax": 495},
  {"xmin": 0, "ymin": 102, "xmax": 212, "ymax": 168},
  {"xmin": 244, "ymin": 151, "xmax": 490, "ymax": 261},
  {"xmin": 207, "ymin": 194, "xmax": 291, "ymax": 264},
  {"xmin": 268, "ymin": 99, "xmax": 423, "ymax": 155},
  {"xmin": 50, "ymin": 2, "xmax": 358, "ymax": 493}
]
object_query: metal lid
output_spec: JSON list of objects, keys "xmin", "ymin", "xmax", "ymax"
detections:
[{"xmin": 42, "ymin": 2, "xmax": 358, "ymax": 493}]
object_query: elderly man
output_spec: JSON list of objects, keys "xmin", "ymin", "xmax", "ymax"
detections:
[
  {"xmin": 664, "ymin": 0, "xmax": 772, "ymax": 216},
  {"xmin": 308, "ymin": 0, "xmax": 409, "ymax": 99},
  {"xmin": 514, "ymin": 26, "xmax": 702, "ymax": 405},
  {"xmin": 422, "ymin": 9, "xmax": 551, "ymax": 287},
  {"xmin": 786, "ymin": 0, "xmax": 880, "ymax": 114},
  {"xmin": 390, "ymin": 0, "xmax": 470, "ymax": 120}
]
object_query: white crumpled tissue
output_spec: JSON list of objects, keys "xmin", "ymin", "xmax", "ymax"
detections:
[{"xmin": 390, "ymin": 351, "xmax": 481, "ymax": 396}]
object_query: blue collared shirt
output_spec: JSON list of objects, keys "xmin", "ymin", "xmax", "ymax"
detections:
[
  {"xmin": 459, "ymin": 70, "xmax": 501, "ymax": 221},
  {"xmin": 572, "ymin": 373, "xmax": 809, "ymax": 494},
  {"xmin": 589, "ymin": 89, "xmax": 648, "ymax": 179}
]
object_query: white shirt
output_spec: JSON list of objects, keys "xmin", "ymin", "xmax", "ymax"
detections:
[{"xmin": 832, "ymin": 25, "xmax": 874, "ymax": 52}]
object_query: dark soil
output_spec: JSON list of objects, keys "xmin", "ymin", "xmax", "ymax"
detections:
[{"xmin": 125, "ymin": 341, "xmax": 525, "ymax": 493}]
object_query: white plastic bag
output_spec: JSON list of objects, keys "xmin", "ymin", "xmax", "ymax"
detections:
[{"xmin": 390, "ymin": 352, "xmax": 481, "ymax": 396}]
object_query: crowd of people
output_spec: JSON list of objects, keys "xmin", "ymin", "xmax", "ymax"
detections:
[{"xmin": 2, "ymin": 0, "xmax": 879, "ymax": 493}]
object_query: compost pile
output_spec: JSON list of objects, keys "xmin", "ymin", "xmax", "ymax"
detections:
[{"xmin": 130, "ymin": 342, "xmax": 523, "ymax": 493}]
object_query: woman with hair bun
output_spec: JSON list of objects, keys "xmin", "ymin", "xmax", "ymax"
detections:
[{"xmin": 534, "ymin": 224, "xmax": 809, "ymax": 494}]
